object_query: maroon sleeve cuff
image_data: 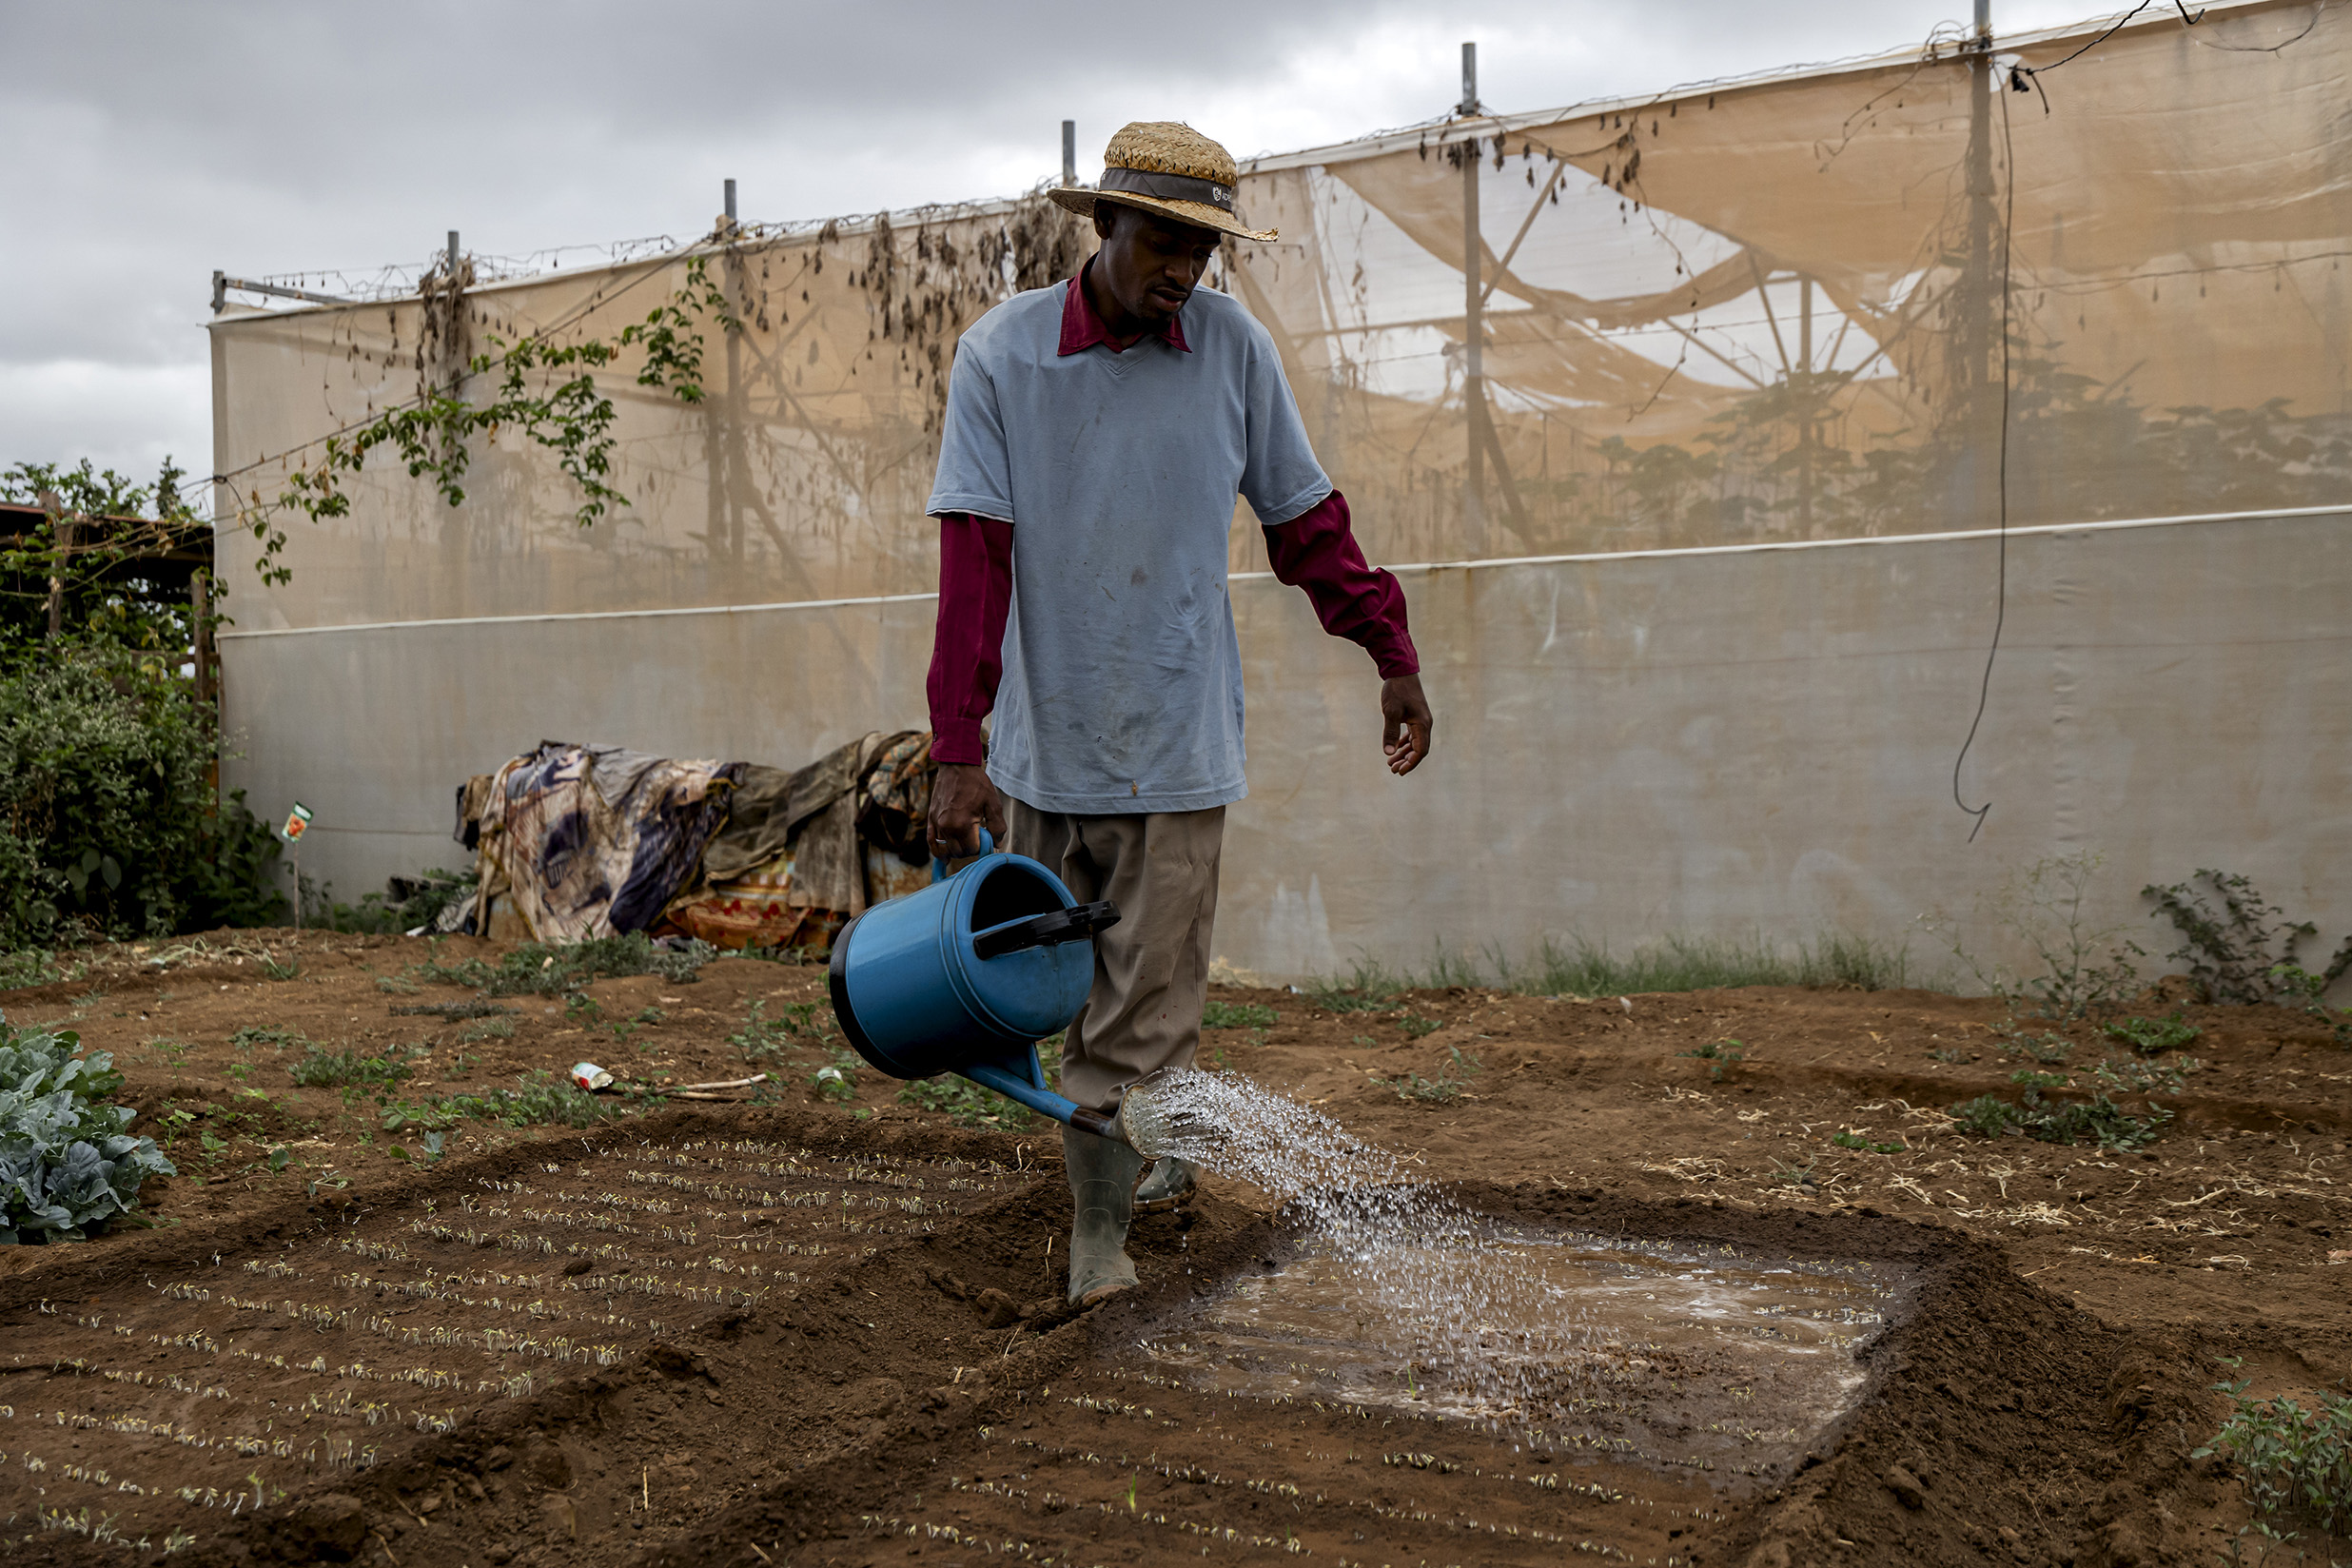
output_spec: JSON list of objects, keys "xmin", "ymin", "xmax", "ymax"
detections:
[
  {"xmin": 927, "ymin": 513, "xmax": 1014, "ymax": 764},
  {"xmin": 1264, "ymin": 490, "xmax": 1421, "ymax": 677}
]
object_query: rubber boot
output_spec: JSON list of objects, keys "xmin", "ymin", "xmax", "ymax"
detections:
[
  {"xmin": 1133, "ymin": 1155, "xmax": 1199, "ymax": 1216},
  {"xmin": 1063, "ymin": 1123, "xmax": 1147, "ymax": 1306}
]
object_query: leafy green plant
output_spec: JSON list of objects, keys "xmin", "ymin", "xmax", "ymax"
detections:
[
  {"xmin": 0, "ymin": 1018, "xmax": 175, "ymax": 1242},
  {"xmin": 1202, "ymin": 1000, "xmax": 1277, "ymax": 1029},
  {"xmin": 1395, "ymin": 1012, "xmax": 1442, "ymax": 1039},
  {"xmin": 1383, "ymin": 1045, "xmax": 1481, "ymax": 1104},
  {"xmin": 2145, "ymin": 870, "xmax": 2351, "ymax": 1008},
  {"xmin": 457, "ymin": 1016, "xmax": 513, "ymax": 1044},
  {"xmin": 2195, "ymin": 1373, "xmax": 2352, "ymax": 1538},
  {"xmin": 2104, "ymin": 1012, "xmax": 2203, "ymax": 1055}
]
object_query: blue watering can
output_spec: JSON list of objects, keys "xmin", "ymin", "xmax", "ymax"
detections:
[{"xmin": 827, "ymin": 831, "xmax": 1127, "ymax": 1139}]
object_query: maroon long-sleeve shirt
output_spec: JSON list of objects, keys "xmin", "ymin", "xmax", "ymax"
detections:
[{"xmin": 926, "ymin": 271, "xmax": 1420, "ymax": 769}]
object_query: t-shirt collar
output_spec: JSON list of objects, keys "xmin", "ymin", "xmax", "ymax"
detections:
[{"xmin": 1058, "ymin": 257, "xmax": 1191, "ymax": 356}]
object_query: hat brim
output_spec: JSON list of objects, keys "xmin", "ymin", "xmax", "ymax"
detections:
[{"xmin": 1048, "ymin": 186, "xmax": 1277, "ymax": 245}]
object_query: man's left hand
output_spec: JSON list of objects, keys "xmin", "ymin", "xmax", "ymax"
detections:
[{"xmin": 1382, "ymin": 674, "xmax": 1433, "ymax": 775}]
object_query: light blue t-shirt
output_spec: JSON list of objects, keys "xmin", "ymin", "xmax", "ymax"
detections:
[{"xmin": 927, "ymin": 280, "xmax": 1330, "ymax": 814}]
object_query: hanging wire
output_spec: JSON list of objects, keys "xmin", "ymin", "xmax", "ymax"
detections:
[{"xmin": 1950, "ymin": 68, "xmax": 2023, "ymax": 842}]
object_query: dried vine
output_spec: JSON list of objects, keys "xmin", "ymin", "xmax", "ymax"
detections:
[{"xmin": 238, "ymin": 255, "xmax": 735, "ymax": 584}]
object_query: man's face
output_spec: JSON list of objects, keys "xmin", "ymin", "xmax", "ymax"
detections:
[{"xmin": 1093, "ymin": 206, "xmax": 1223, "ymax": 325}]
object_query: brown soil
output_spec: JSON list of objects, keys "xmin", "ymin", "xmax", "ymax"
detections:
[{"xmin": 2, "ymin": 929, "xmax": 2346, "ymax": 1566}]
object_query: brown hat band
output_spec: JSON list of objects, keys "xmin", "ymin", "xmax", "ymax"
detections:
[{"xmin": 1099, "ymin": 166, "xmax": 1235, "ymax": 214}]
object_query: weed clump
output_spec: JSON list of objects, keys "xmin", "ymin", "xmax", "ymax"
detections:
[
  {"xmin": 410, "ymin": 932, "xmax": 715, "ymax": 996},
  {"xmin": 1426, "ymin": 931, "xmax": 1912, "ymax": 997},
  {"xmin": 1305, "ymin": 960, "xmax": 1401, "ymax": 1014},
  {"xmin": 1949, "ymin": 1068, "xmax": 2172, "ymax": 1150},
  {"xmin": 1382, "ymin": 1045, "xmax": 1481, "ymax": 1103},
  {"xmin": 2104, "ymin": 1012, "xmax": 2202, "ymax": 1054},
  {"xmin": 382, "ymin": 1069, "xmax": 645, "ymax": 1133},
  {"xmin": 1203, "ymin": 1001, "xmax": 1278, "ymax": 1029},
  {"xmin": 288, "ymin": 1045, "xmax": 420, "ymax": 1088}
]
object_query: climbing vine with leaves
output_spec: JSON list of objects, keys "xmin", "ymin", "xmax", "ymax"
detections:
[{"xmin": 239, "ymin": 254, "xmax": 736, "ymax": 585}]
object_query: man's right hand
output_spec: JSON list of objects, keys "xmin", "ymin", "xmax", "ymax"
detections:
[{"xmin": 928, "ymin": 763, "xmax": 1007, "ymax": 857}]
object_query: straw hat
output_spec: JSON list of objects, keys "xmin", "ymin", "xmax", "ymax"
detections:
[{"xmin": 1049, "ymin": 122, "xmax": 1276, "ymax": 244}]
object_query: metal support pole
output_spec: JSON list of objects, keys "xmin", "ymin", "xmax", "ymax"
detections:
[
  {"xmin": 724, "ymin": 178, "xmax": 736, "ymax": 225},
  {"xmin": 446, "ymin": 230, "xmax": 461, "ymax": 279},
  {"xmin": 1061, "ymin": 120, "xmax": 1076, "ymax": 186},
  {"xmin": 1460, "ymin": 41, "xmax": 1485, "ymax": 548}
]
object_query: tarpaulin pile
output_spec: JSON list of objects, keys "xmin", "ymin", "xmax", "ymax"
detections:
[{"xmin": 449, "ymin": 731, "xmax": 934, "ymax": 949}]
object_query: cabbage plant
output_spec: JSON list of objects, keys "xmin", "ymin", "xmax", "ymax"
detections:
[{"xmin": 0, "ymin": 1017, "xmax": 174, "ymax": 1243}]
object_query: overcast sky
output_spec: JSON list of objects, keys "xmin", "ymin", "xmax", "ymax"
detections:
[{"xmin": 0, "ymin": 0, "xmax": 2102, "ymax": 493}]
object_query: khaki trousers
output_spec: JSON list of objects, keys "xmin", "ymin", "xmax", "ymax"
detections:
[{"xmin": 1004, "ymin": 799, "xmax": 1225, "ymax": 1113}]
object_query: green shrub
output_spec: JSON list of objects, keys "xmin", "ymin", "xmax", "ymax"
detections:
[
  {"xmin": 0, "ymin": 648, "xmax": 284, "ymax": 949},
  {"xmin": 0, "ymin": 1017, "xmax": 175, "ymax": 1242}
]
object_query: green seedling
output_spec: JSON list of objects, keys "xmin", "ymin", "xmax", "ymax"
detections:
[
  {"xmin": 1830, "ymin": 1130, "xmax": 1906, "ymax": 1154},
  {"xmin": 898, "ymin": 1074, "xmax": 1032, "ymax": 1130},
  {"xmin": 1680, "ymin": 1038, "xmax": 1746, "ymax": 1082},
  {"xmin": 230, "ymin": 1025, "xmax": 306, "ymax": 1052},
  {"xmin": 2093, "ymin": 1056, "xmax": 2196, "ymax": 1096},
  {"xmin": 1395, "ymin": 1012, "xmax": 1442, "ymax": 1039},
  {"xmin": 374, "ymin": 973, "xmax": 421, "ymax": 995},
  {"xmin": 1202, "ymin": 1001, "xmax": 1277, "ymax": 1029},
  {"xmin": 1383, "ymin": 1045, "xmax": 1480, "ymax": 1103},
  {"xmin": 2011, "ymin": 1068, "xmax": 2070, "ymax": 1089},
  {"xmin": 259, "ymin": 957, "xmax": 302, "ymax": 982},
  {"xmin": 1928, "ymin": 1048, "xmax": 1967, "ymax": 1064},
  {"xmin": 810, "ymin": 1050, "xmax": 860, "ymax": 1105}
]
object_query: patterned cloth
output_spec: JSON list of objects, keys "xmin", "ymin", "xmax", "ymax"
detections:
[{"xmin": 474, "ymin": 742, "xmax": 736, "ymax": 943}]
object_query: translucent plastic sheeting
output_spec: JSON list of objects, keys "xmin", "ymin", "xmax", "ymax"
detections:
[
  {"xmin": 216, "ymin": 510, "xmax": 2352, "ymax": 982},
  {"xmin": 210, "ymin": 0, "xmax": 2352, "ymax": 972}
]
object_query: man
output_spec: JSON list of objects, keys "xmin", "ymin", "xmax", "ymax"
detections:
[{"xmin": 924, "ymin": 121, "xmax": 1433, "ymax": 1306}]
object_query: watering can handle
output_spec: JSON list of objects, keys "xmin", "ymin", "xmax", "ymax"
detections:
[
  {"xmin": 931, "ymin": 827, "xmax": 995, "ymax": 884},
  {"xmin": 971, "ymin": 900, "xmax": 1121, "ymax": 960}
]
